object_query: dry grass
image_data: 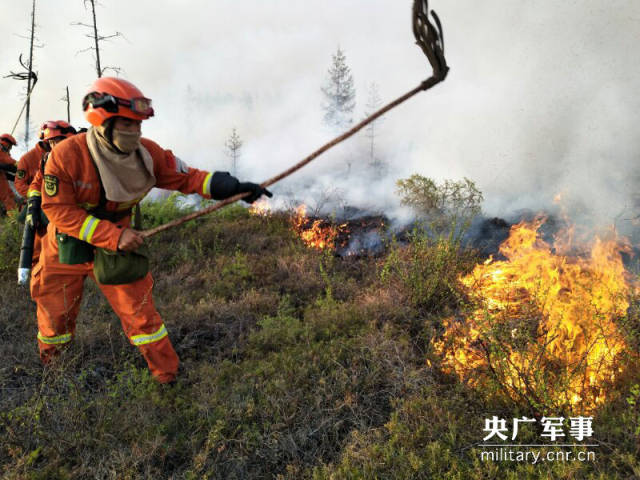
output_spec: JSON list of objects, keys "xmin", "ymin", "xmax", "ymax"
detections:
[{"xmin": 0, "ymin": 201, "xmax": 639, "ymax": 479}]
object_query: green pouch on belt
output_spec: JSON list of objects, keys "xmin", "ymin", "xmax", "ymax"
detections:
[
  {"xmin": 93, "ymin": 243, "xmax": 149, "ymax": 285},
  {"xmin": 57, "ymin": 233, "xmax": 95, "ymax": 264}
]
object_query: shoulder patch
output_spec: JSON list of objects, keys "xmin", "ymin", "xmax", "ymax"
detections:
[
  {"xmin": 16, "ymin": 169, "xmax": 26, "ymax": 179},
  {"xmin": 44, "ymin": 174, "xmax": 59, "ymax": 197}
]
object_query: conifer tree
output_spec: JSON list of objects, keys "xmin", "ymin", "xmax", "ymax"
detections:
[{"xmin": 321, "ymin": 48, "xmax": 356, "ymax": 130}]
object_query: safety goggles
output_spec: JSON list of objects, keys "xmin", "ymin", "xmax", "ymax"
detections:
[{"xmin": 83, "ymin": 92, "xmax": 154, "ymax": 117}]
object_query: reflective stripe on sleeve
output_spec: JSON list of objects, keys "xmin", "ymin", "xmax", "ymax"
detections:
[
  {"xmin": 131, "ymin": 324, "xmax": 168, "ymax": 346},
  {"xmin": 37, "ymin": 332, "xmax": 72, "ymax": 345},
  {"xmin": 27, "ymin": 190, "xmax": 41, "ymax": 198},
  {"xmin": 79, "ymin": 215, "xmax": 100, "ymax": 243},
  {"xmin": 203, "ymin": 172, "xmax": 213, "ymax": 196}
]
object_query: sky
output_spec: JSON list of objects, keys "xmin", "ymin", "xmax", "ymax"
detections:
[{"xmin": 1, "ymin": 1, "xmax": 640, "ymax": 230}]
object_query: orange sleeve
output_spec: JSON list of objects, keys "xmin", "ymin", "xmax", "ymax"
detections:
[
  {"xmin": 27, "ymin": 170, "xmax": 43, "ymax": 199},
  {"xmin": 42, "ymin": 146, "xmax": 122, "ymax": 251},
  {"xmin": 0, "ymin": 150, "xmax": 17, "ymax": 167},
  {"xmin": 142, "ymin": 139, "xmax": 212, "ymax": 198},
  {"xmin": 15, "ymin": 152, "xmax": 34, "ymax": 197}
]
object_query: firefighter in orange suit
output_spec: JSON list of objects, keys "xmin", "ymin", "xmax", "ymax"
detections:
[
  {"xmin": 15, "ymin": 134, "xmax": 49, "ymax": 198},
  {"xmin": 37, "ymin": 77, "xmax": 272, "ymax": 383},
  {"xmin": 22, "ymin": 122, "xmax": 77, "ymax": 273},
  {"xmin": 0, "ymin": 133, "xmax": 18, "ymax": 213}
]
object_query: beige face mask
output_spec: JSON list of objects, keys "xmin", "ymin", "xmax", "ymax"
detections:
[{"xmin": 112, "ymin": 129, "xmax": 142, "ymax": 154}]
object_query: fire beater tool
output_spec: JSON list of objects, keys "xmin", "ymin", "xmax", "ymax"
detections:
[{"xmin": 141, "ymin": 0, "xmax": 449, "ymax": 239}]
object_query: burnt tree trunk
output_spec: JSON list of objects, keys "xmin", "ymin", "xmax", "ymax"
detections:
[
  {"xmin": 24, "ymin": 0, "xmax": 36, "ymax": 146},
  {"xmin": 65, "ymin": 86, "xmax": 71, "ymax": 122},
  {"xmin": 89, "ymin": 0, "xmax": 102, "ymax": 77}
]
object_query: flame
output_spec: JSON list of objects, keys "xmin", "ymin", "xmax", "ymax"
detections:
[
  {"xmin": 250, "ymin": 200, "xmax": 350, "ymax": 250},
  {"xmin": 249, "ymin": 198, "xmax": 272, "ymax": 216},
  {"xmin": 291, "ymin": 205, "xmax": 347, "ymax": 250},
  {"xmin": 433, "ymin": 217, "xmax": 632, "ymax": 412}
]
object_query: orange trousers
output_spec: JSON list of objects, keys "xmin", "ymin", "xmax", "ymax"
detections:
[
  {"xmin": 0, "ymin": 175, "xmax": 16, "ymax": 211},
  {"xmin": 30, "ymin": 233, "xmax": 42, "ymax": 266},
  {"xmin": 32, "ymin": 234, "xmax": 179, "ymax": 383}
]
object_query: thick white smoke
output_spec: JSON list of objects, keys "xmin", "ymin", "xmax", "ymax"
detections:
[{"xmin": 1, "ymin": 1, "xmax": 639, "ymax": 232}]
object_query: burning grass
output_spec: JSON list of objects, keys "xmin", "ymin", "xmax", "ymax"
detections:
[
  {"xmin": 291, "ymin": 205, "xmax": 347, "ymax": 250},
  {"xmin": 2, "ymin": 196, "xmax": 640, "ymax": 479},
  {"xmin": 250, "ymin": 200, "xmax": 345, "ymax": 250},
  {"xmin": 433, "ymin": 217, "xmax": 635, "ymax": 413},
  {"xmin": 251, "ymin": 200, "xmax": 386, "ymax": 255}
]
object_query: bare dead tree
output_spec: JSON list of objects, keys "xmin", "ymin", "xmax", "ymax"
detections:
[
  {"xmin": 72, "ymin": 0, "xmax": 123, "ymax": 77},
  {"xmin": 363, "ymin": 82, "xmax": 386, "ymax": 178},
  {"xmin": 24, "ymin": 0, "xmax": 36, "ymax": 145},
  {"xmin": 309, "ymin": 186, "xmax": 346, "ymax": 217},
  {"xmin": 5, "ymin": 0, "xmax": 40, "ymax": 145},
  {"xmin": 61, "ymin": 86, "xmax": 71, "ymax": 123},
  {"xmin": 225, "ymin": 128, "xmax": 243, "ymax": 176}
]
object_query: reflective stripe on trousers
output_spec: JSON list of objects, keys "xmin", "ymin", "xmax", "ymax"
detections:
[
  {"xmin": 37, "ymin": 331, "xmax": 72, "ymax": 345},
  {"xmin": 131, "ymin": 324, "xmax": 168, "ymax": 346}
]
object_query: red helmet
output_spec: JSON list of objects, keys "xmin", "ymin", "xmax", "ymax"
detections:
[
  {"xmin": 0, "ymin": 134, "xmax": 17, "ymax": 146},
  {"xmin": 82, "ymin": 77, "xmax": 154, "ymax": 126},
  {"xmin": 40, "ymin": 120, "xmax": 76, "ymax": 142}
]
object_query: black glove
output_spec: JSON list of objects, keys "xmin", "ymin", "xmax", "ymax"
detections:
[
  {"xmin": 0, "ymin": 163, "xmax": 17, "ymax": 174},
  {"xmin": 236, "ymin": 182, "xmax": 273, "ymax": 204},
  {"xmin": 209, "ymin": 171, "xmax": 273, "ymax": 204},
  {"xmin": 25, "ymin": 196, "xmax": 42, "ymax": 230},
  {"xmin": 209, "ymin": 171, "xmax": 239, "ymax": 200}
]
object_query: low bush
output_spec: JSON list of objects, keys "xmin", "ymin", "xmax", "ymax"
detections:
[{"xmin": 0, "ymin": 195, "xmax": 638, "ymax": 479}]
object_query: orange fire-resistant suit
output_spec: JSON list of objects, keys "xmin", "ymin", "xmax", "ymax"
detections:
[
  {"xmin": 38, "ymin": 132, "xmax": 215, "ymax": 382},
  {"xmin": 15, "ymin": 143, "xmax": 46, "ymax": 198},
  {"xmin": 0, "ymin": 150, "xmax": 17, "ymax": 211}
]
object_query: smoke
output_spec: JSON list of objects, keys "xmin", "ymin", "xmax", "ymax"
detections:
[{"xmin": 1, "ymin": 1, "xmax": 639, "ymax": 233}]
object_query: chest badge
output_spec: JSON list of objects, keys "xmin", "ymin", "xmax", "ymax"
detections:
[{"xmin": 44, "ymin": 174, "xmax": 59, "ymax": 197}]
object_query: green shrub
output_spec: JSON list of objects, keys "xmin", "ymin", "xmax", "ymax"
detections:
[
  {"xmin": 380, "ymin": 231, "xmax": 475, "ymax": 313},
  {"xmin": 0, "ymin": 215, "xmax": 21, "ymax": 274},
  {"xmin": 140, "ymin": 192, "xmax": 198, "ymax": 228},
  {"xmin": 396, "ymin": 174, "xmax": 482, "ymax": 238}
]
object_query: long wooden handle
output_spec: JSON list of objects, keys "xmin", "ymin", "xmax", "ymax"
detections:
[{"xmin": 140, "ymin": 76, "xmax": 444, "ymax": 239}]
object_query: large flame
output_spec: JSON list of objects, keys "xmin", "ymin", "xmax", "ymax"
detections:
[{"xmin": 433, "ymin": 217, "xmax": 632, "ymax": 412}]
